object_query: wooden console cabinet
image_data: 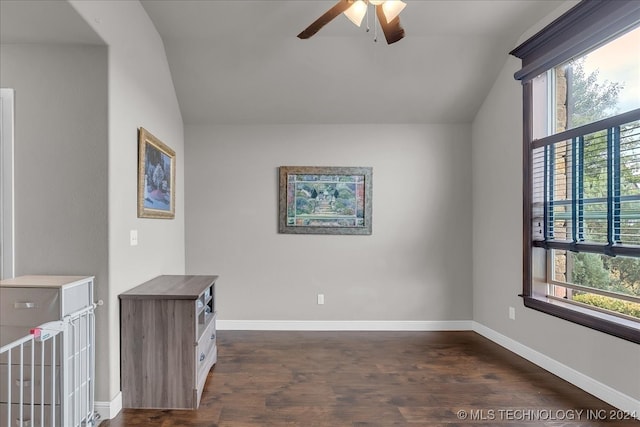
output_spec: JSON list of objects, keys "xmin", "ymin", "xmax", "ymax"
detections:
[{"xmin": 120, "ymin": 275, "xmax": 218, "ymax": 409}]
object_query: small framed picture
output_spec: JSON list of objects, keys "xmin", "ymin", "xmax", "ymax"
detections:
[{"xmin": 137, "ymin": 127, "xmax": 176, "ymax": 219}]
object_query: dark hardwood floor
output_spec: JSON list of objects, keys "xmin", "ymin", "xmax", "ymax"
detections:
[{"xmin": 103, "ymin": 331, "xmax": 639, "ymax": 426}]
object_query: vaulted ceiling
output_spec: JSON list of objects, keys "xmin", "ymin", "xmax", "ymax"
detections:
[
  {"xmin": 140, "ymin": 0, "xmax": 565, "ymax": 125},
  {"xmin": 1, "ymin": 0, "xmax": 566, "ymax": 125},
  {"xmin": 0, "ymin": 0, "xmax": 103, "ymax": 45}
]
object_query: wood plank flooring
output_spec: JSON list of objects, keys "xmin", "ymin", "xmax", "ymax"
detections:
[{"xmin": 103, "ymin": 331, "xmax": 639, "ymax": 426}]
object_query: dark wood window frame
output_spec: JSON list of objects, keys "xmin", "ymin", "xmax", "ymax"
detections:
[{"xmin": 510, "ymin": 0, "xmax": 640, "ymax": 344}]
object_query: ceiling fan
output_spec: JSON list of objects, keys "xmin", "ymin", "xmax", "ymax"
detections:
[{"xmin": 298, "ymin": 0, "xmax": 407, "ymax": 45}]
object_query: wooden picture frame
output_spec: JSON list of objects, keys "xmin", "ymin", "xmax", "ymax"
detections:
[
  {"xmin": 279, "ymin": 166, "xmax": 372, "ymax": 235},
  {"xmin": 138, "ymin": 127, "xmax": 176, "ymax": 219}
]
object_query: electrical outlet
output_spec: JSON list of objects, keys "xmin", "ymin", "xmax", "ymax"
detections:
[
  {"xmin": 509, "ymin": 306, "xmax": 516, "ymax": 320},
  {"xmin": 317, "ymin": 294, "xmax": 325, "ymax": 305}
]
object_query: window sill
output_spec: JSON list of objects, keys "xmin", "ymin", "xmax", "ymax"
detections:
[{"xmin": 522, "ymin": 296, "xmax": 640, "ymax": 344}]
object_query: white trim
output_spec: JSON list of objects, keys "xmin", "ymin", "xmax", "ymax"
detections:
[
  {"xmin": 95, "ymin": 391, "xmax": 122, "ymax": 421},
  {"xmin": 0, "ymin": 88, "xmax": 15, "ymax": 280},
  {"xmin": 217, "ymin": 320, "xmax": 473, "ymax": 331},
  {"xmin": 472, "ymin": 321, "xmax": 640, "ymax": 419}
]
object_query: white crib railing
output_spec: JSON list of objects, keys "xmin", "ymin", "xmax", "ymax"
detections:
[{"xmin": 0, "ymin": 304, "xmax": 98, "ymax": 427}]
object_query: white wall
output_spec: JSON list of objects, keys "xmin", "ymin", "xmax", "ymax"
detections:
[
  {"xmin": 471, "ymin": 54, "xmax": 640, "ymax": 405},
  {"xmin": 0, "ymin": 43, "xmax": 108, "ymax": 281},
  {"xmin": 0, "ymin": 42, "xmax": 109, "ymax": 396},
  {"xmin": 185, "ymin": 124, "xmax": 472, "ymax": 324},
  {"xmin": 69, "ymin": 0, "xmax": 185, "ymax": 404}
]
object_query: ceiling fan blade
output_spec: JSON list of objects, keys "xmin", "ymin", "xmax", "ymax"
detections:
[
  {"xmin": 375, "ymin": 4, "xmax": 405, "ymax": 44},
  {"xmin": 298, "ymin": 0, "xmax": 353, "ymax": 39}
]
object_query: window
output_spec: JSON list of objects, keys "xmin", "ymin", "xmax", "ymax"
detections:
[{"xmin": 511, "ymin": 0, "xmax": 640, "ymax": 343}]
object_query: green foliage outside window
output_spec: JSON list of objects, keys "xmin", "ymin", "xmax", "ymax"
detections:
[
  {"xmin": 571, "ymin": 253, "xmax": 640, "ymax": 297},
  {"xmin": 573, "ymin": 293, "xmax": 640, "ymax": 318},
  {"xmin": 560, "ymin": 58, "xmax": 640, "ymax": 318}
]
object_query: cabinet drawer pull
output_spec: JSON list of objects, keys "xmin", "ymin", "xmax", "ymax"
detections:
[
  {"xmin": 14, "ymin": 302, "xmax": 36, "ymax": 309},
  {"xmin": 15, "ymin": 379, "xmax": 32, "ymax": 387},
  {"xmin": 210, "ymin": 333, "xmax": 216, "ymax": 341},
  {"xmin": 199, "ymin": 352, "xmax": 205, "ymax": 362}
]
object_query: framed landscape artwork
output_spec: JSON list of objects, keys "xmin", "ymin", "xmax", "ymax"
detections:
[
  {"xmin": 137, "ymin": 127, "xmax": 176, "ymax": 219},
  {"xmin": 279, "ymin": 166, "xmax": 372, "ymax": 235}
]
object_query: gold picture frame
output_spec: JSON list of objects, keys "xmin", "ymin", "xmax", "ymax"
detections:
[{"xmin": 137, "ymin": 127, "xmax": 176, "ymax": 219}]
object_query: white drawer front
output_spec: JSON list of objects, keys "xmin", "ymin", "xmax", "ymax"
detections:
[
  {"xmin": 195, "ymin": 343, "xmax": 216, "ymax": 408},
  {"xmin": 196, "ymin": 316, "xmax": 216, "ymax": 374},
  {"xmin": 0, "ymin": 365, "xmax": 60, "ymax": 404},
  {"xmin": 196, "ymin": 314, "xmax": 216, "ymax": 361},
  {"xmin": 0, "ymin": 289, "xmax": 59, "ymax": 327}
]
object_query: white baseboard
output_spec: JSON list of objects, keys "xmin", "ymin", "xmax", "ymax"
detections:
[
  {"xmin": 472, "ymin": 321, "xmax": 640, "ymax": 419},
  {"xmin": 217, "ymin": 319, "xmax": 473, "ymax": 331},
  {"xmin": 95, "ymin": 391, "xmax": 122, "ymax": 423}
]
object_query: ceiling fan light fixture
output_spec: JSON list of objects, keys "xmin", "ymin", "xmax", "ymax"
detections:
[
  {"xmin": 297, "ymin": 0, "xmax": 406, "ymax": 44},
  {"xmin": 343, "ymin": 0, "xmax": 368, "ymax": 27},
  {"xmin": 381, "ymin": 0, "xmax": 406, "ymax": 23}
]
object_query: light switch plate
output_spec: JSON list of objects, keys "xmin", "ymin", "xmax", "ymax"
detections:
[{"xmin": 130, "ymin": 229, "xmax": 138, "ymax": 246}]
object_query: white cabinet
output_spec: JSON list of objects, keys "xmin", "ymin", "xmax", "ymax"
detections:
[
  {"xmin": 0, "ymin": 275, "xmax": 93, "ymax": 327},
  {"xmin": 0, "ymin": 275, "xmax": 96, "ymax": 427}
]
